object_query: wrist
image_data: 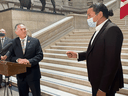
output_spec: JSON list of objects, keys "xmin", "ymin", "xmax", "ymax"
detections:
[{"xmin": 16, "ymin": 58, "xmax": 21, "ymax": 63}]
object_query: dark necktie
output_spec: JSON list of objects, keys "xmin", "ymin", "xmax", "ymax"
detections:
[{"xmin": 1, "ymin": 38, "xmax": 4, "ymax": 47}]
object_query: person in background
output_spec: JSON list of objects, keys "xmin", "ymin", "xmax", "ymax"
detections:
[
  {"xmin": 9, "ymin": 23, "xmax": 43, "ymax": 96},
  {"xmin": 0, "ymin": 29, "xmax": 12, "ymax": 87},
  {"xmin": 67, "ymin": 3, "xmax": 124, "ymax": 96}
]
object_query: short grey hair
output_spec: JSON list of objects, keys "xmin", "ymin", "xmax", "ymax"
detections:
[{"xmin": 14, "ymin": 23, "xmax": 25, "ymax": 31}]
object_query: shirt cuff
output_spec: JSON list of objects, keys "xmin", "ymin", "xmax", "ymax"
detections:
[{"xmin": 77, "ymin": 53, "xmax": 79, "ymax": 59}]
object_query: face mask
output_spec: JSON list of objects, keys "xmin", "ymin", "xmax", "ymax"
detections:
[{"xmin": 87, "ymin": 15, "xmax": 97, "ymax": 28}]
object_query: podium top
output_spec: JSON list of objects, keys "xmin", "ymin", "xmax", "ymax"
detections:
[
  {"xmin": 0, "ymin": 60, "xmax": 31, "ymax": 76},
  {"xmin": 0, "ymin": 60, "xmax": 31, "ymax": 67}
]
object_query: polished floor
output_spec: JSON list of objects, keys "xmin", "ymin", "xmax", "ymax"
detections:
[{"xmin": 0, "ymin": 85, "xmax": 32, "ymax": 96}]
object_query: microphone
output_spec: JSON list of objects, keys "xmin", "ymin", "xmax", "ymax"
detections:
[
  {"xmin": 0, "ymin": 42, "xmax": 12, "ymax": 56},
  {"xmin": 0, "ymin": 33, "xmax": 5, "ymax": 37}
]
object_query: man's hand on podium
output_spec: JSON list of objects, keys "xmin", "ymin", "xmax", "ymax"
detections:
[
  {"xmin": 17, "ymin": 59, "xmax": 30, "ymax": 65},
  {"xmin": 1, "ymin": 55, "xmax": 7, "ymax": 60}
]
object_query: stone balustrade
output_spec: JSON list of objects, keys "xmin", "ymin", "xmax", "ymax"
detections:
[{"xmin": 32, "ymin": 16, "xmax": 74, "ymax": 48}]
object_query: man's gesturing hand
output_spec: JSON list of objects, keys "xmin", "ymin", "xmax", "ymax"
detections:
[{"xmin": 66, "ymin": 51, "xmax": 77, "ymax": 58}]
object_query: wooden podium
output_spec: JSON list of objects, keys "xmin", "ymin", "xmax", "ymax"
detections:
[
  {"xmin": 0, "ymin": 60, "xmax": 31, "ymax": 96},
  {"xmin": 0, "ymin": 60, "xmax": 31, "ymax": 76}
]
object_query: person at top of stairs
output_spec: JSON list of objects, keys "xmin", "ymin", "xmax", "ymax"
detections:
[{"xmin": 67, "ymin": 3, "xmax": 124, "ymax": 96}]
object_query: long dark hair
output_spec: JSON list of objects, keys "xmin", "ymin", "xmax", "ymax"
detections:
[{"xmin": 89, "ymin": 3, "xmax": 114, "ymax": 19}]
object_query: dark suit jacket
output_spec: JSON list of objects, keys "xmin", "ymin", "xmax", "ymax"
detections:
[
  {"xmin": 9, "ymin": 36, "xmax": 43, "ymax": 81},
  {"xmin": 78, "ymin": 19, "xmax": 124, "ymax": 93},
  {"xmin": 2, "ymin": 37, "xmax": 12, "ymax": 61},
  {"xmin": 2, "ymin": 37, "xmax": 11, "ymax": 47}
]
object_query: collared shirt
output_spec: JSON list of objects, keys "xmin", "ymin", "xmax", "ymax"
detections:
[
  {"xmin": 91, "ymin": 19, "xmax": 108, "ymax": 45},
  {"xmin": 1, "ymin": 37, "xmax": 5, "ymax": 43},
  {"xmin": 1, "ymin": 37, "xmax": 5, "ymax": 47},
  {"xmin": 19, "ymin": 36, "xmax": 28, "ymax": 49}
]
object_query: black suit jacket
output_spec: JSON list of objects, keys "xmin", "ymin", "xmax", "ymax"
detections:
[
  {"xmin": 78, "ymin": 19, "xmax": 124, "ymax": 93},
  {"xmin": 2, "ymin": 37, "xmax": 11, "ymax": 47},
  {"xmin": 2, "ymin": 37, "xmax": 12, "ymax": 61},
  {"xmin": 10, "ymin": 36, "xmax": 43, "ymax": 81}
]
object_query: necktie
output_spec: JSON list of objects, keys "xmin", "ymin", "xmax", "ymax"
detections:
[
  {"xmin": 1, "ymin": 38, "xmax": 3, "ymax": 47},
  {"xmin": 21, "ymin": 39, "xmax": 25, "ymax": 54}
]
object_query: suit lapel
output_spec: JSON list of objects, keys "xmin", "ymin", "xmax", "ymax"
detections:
[
  {"xmin": 87, "ymin": 20, "xmax": 111, "ymax": 55},
  {"xmin": 24, "ymin": 36, "xmax": 31, "ymax": 55}
]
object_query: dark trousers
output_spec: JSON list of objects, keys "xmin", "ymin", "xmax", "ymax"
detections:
[
  {"xmin": 0, "ymin": 74, "xmax": 2, "ymax": 86},
  {"xmin": 17, "ymin": 78, "xmax": 41, "ymax": 96},
  {"xmin": 92, "ymin": 88, "xmax": 116, "ymax": 96}
]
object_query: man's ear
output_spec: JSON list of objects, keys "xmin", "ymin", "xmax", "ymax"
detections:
[{"xmin": 98, "ymin": 11, "xmax": 103, "ymax": 18}]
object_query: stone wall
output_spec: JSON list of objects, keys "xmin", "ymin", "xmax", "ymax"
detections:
[{"xmin": 0, "ymin": 8, "xmax": 65, "ymax": 38}]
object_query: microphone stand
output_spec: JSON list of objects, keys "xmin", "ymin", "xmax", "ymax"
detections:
[{"xmin": 4, "ymin": 75, "xmax": 13, "ymax": 96}]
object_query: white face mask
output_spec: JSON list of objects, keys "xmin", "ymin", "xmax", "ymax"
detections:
[{"xmin": 87, "ymin": 15, "xmax": 97, "ymax": 28}]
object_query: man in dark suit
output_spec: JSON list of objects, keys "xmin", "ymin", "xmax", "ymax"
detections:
[
  {"xmin": 0, "ymin": 29, "xmax": 11, "ymax": 50},
  {"xmin": 40, "ymin": 0, "xmax": 56, "ymax": 13},
  {"xmin": 9, "ymin": 23, "xmax": 43, "ymax": 96},
  {"xmin": 0, "ymin": 29, "xmax": 12, "ymax": 87},
  {"xmin": 66, "ymin": 3, "xmax": 124, "ymax": 96}
]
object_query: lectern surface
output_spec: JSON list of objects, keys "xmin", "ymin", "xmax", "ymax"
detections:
[{"xmin": 0, "ymin": 60, "xmax": 31, "ymax": 76}]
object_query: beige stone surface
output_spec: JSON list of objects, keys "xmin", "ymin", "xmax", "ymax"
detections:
[{"xmin": 0, "ymin": 9, "xmax": 65, "ymax": 38}]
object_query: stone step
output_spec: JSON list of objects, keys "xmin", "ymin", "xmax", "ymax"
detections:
[
  {"xmin": 44, "ymin": 49, "xmax": 128, "ymax": 59},
  {"xmin": 64, "ymin": 36, "xmax": 91, "ymax": 39},
  {"xmin": 43, "ymin": 52, "xmax": 128, "ymax": 66},
  {"xmin": 50, "ymin": 45, "xmax": 87, "ymax": 50},
  {"xmin": 41, "ymin": 58, "xmax": 128, "ymax": 82},
  {"xmin": 40, "ymin": 68, "xmax": 90, "ymax": 86},
  {"xmin": 59, "ymin": 39, "xmax": 128, "ymax": 43},
  {"xmin": 60, "ymin": 39, "xmax": 90, "ymax": 43},
  {"xmin": 40, "ymin": 76, "xmax": 128, "ymax": 96},
  {"xmin": 69, "ymin": 32, "xmax": 128, "ymax": 36},
  {"xmin": 55, "ymin": 42, "xmax": 89, "ymax": 46},
  {"xmin": 49, "ymin": 45, "xmax": 128, "ymax": 52},
  {"xmin": 55, "ymin": 42, "xmax": 128, "ymax": 48},
  {"xmin": 11, "ymin": 76, "xmax": 92, "ymax": 96},
  {"xmin": 121, "ymin": 53, "xmax": 128, "ymax": 59},
  {"xmin": 3, "ymin": 68, "xmax": 128, "ymax": 96},
  {"xmin": 39, "ymin": 61, "xmax": 88, "ymax": 76},
  {"xmin": 44, "ymin": 52, "xmax": 128, "ymax": 64},
  {"xmin": 40, "ymin": 66, "xmax": 128, "ymax": 88},
  {"xmin": 10, "ymin": 77, "xmax": 78, "ymax": 96},
  {"xmin": 44, "ymin": 49, "xmax": 82, "ymax": 54},
  {"xmin": 121, "ymin": 59, "xmax": 128, "ymax": 66},
  {"xmin": 122, "ymin": 48, "xmax": 128, "ymax": 53},
  {"xmin": 42, "ymin": 57, "xmax": 86, "ymax": 68}
]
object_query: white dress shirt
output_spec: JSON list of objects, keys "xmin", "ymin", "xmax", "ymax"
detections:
[{"xmin": 1, "ymin": 37, "xmax": 5, "ymax": 47}]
